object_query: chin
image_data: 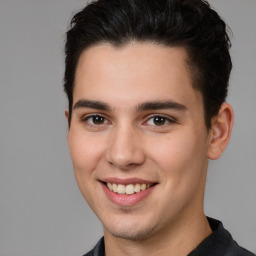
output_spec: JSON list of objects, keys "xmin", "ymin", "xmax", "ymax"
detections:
[{"xmin": 103, "ymin": 218, "xmax": 158, "ymax": 241}]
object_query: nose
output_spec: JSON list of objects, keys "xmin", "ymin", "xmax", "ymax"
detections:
[{"xmin": 106, "ymin": 124, "xmax": 145, "ymax": 169}]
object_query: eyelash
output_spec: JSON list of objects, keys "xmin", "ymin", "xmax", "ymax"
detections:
[
  {"xmin": 144, "ymin": 115, "xmax": 176, "ymax": 127},
  {"xmin": 82, "ymin": 114, "xmax": 110, "ymax": 127},
  {"xmin": 81, "ymin": 114, "xmax": 176, "ymax": 128}
]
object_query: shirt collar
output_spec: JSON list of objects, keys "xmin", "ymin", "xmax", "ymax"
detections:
[{"xmin": 89, "ymin": 217, "xmax": 241, "ymax": 256}]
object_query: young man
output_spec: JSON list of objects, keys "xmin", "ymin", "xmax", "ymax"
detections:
[{"xmin": 64, "ymin": 0, "xmax": 255, "ymax": 255}]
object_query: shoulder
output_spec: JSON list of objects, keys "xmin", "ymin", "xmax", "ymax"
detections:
[
  {"xmin": 82, "ymin": 249, "xmax": 93, "ymax": 256},
  {"xmin": 225, "ymin": 240, "xmax": 255, "ymax": 256},
  {"xmin": 82, "ymin": 237, "xmax": 105, "ymax": 256},
  {"xmin": 188, "ymin": 217, "xmax": 255, "ymax": 256},
  {"xmin": 209, "ymin": 217, "xmax": 255, "ymax": 256}
]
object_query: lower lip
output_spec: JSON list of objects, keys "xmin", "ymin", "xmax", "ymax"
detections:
[{"xmin": 101, "ymin": 183, "xmax": 156, "ymax": 207}]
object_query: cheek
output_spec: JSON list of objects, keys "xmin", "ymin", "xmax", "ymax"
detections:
[
  {"xmin": 147, "ymin": 132, "xmax": 208, "ymax": 218},
  {"xmin": 68, "ymin": 130, "xmax": 107, "ymax": 208},
  {"xmin": 151, "ymin": 133, "xmax": 193, "ymax": 164},
  {"xmin": 150, "ymin": 130, "xmax": 208, "ymax": 185},
  {"xmin": 68, "ymin": 130, "xmax": 104, "ymax": 177}
]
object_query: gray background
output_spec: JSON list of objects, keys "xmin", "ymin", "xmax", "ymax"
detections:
[{"xmin": 0, "ymin": 0, "xmax": 255, "ymax": 255}]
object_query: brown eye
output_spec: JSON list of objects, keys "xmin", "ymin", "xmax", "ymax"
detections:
[
  {"xmin": 145, "ymin": 115, "xmax": 175, "ymax": 127},
  {"xmin": 153, "ymin": 116, "xmax": 166, "ymax": 126},
  {"xmin": 85, "ymin": 115, "xmax": 107, "ymax": 125},
  {"xmin": 92, "ymin": 116, "xmax": 105, "ymax": 125}
]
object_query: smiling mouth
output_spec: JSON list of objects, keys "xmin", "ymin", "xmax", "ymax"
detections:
[{"xmin": 104, "ymin": 182, "xmax": 156, "ymax": 195}]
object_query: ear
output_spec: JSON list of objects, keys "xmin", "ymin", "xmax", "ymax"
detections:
[
  {"xmin": 65, "ymin": 110, "xmax": 70, "ymax": 141},
  {"xmin": 65, "ymin": 109, "xmax": 69, "ymax": 121},
  {"xmin": 208, "ymin": 103, "xmax": 234, "ymax": 160}
]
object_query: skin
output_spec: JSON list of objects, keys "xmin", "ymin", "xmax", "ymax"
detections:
[{"xmin": 66, "ymin": 42, "xmax": 233, "ymax": 256}]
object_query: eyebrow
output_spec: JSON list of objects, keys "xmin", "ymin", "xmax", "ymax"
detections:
[
  {"xmin": 73, "ymin": 99, "xmax": 110, "ymax": 111},
  {"xmin": 73, "ymin": 99, "xmax": 187, "ymax": 112},
  {"xmin": 136, "ymin": 100, "xmax": 187, "ymax": 112}
]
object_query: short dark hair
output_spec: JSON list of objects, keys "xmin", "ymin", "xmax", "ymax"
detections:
[{"xmin": 64, "ymin": 0, "xmax": 232, "ymax": 128}]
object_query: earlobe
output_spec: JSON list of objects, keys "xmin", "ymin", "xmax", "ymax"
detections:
[{"xmin": 207, "ymin": 103, "xmax": 234, "ymax": 160}]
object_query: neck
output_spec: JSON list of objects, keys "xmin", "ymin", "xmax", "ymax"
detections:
[{"xmin": 104, "ymin": 213, "xmax": 212, "ymax": 256}]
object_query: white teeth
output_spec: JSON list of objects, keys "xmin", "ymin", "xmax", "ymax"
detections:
[
  {"xmin": 117, "ymin": 184, "xmax": 126, "ymax": 194},
  {"xmin": 107, "ymin": 183, "xmax": 113, "ymax": 191},
  {"xmin": 106, "ymin": 182, "xmax": 153, "ymax": 195},
  {"xmin": 141, "ymin": 184, "xmax": 146, "ymax": 191},
  {"xmin": 112, "ymin": 183, "xmax": 118, "ymax": 192},
  {"xmin": 134, "ymin": 183, "xmax": 141, "ymax": 193},
  {"xmin": 126, "ymin": 184, "xmax": 135, "ymax": 195}
]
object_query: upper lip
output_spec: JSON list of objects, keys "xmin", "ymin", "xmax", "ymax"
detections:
[{"xmin": 101, "ymin": 177, "xmax": 157, "ymax": 185}]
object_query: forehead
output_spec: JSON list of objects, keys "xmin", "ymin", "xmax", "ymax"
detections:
[{"xmin": 73, "ymin": 42, "xmax": 202, "ymax": 110}]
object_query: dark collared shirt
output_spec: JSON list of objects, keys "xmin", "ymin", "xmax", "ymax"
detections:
[{"xmin": 83, "ymin": 217, "xmax": 255, "ymax": 256}]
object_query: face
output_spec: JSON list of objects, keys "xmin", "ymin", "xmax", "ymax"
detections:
[{"xmin": 67, "ymin": 42, "xmax": 212, "ymax": 240}]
